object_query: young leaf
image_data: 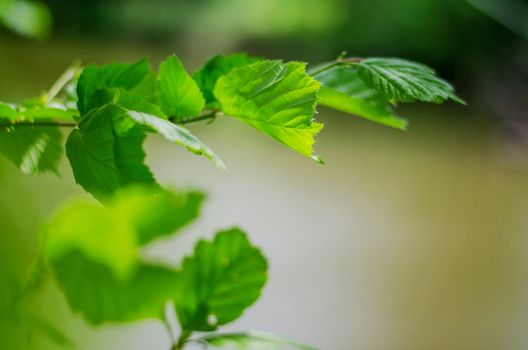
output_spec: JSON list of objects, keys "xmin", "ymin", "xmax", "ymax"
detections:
[
  {"xmin": 357, "ymin": 58, "xmax": 465, "ymax": 104},
  {"xmin": 65, "ymin": 104, "xmax": 157, "ymax": 200},
  {"xmin": 157, "ymin": 55, "xmax": 205, "ymax": 120},
  {"xmin": 52, "ymin": 251, "xmax": 179, "ymax": 324},
  {"xmin": 193, "ymin": 53, "xmax": 259, "ymax": 108},
  {"xmin": 125, "ymin": 109, "xmax": 226, "ymax": 170},
  {"xmin": 175, "ymin": 228, "xmax": 268, "ymax": 331},
  {"xmin": 196, "ymin": 331, "xmax": 317, "ymax": 350},
  {"xmin": 214, "ymin": 60, "xmax": 323, "ymax": 161},
  {"xmin": 41, "ymin": 186, "xmax": 195, "ymax": 324},
  {"xmin": 111, "ymin": 186, "xmax": 205, "ymax": 245},
  {"xmin": 18, "ymin": 106, "xmax": 78, "ymax": 121},
  {"xmin": 43, "ymin": 201, "xmax": 137, "ymax": 279},
  {"xmin": 0, "ymin": 126, "xmax": 62, "ymax": 175},
  {"xmin": 314, "ymin": 66, "xmax": 407, "ymax": 130},
  {"xmin": 77, "ymin": 58, "xmax": 150, "ymax": 115},
  {"xmin": 91, "ymin": 87, "xmax": 225, "ymax": 168},
  {"xmin": 0, "ymin": 102, "xmax": 17, "ymax": 120}
]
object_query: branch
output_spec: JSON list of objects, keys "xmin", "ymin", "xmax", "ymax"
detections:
[
  {"xmin": 309, "ymin": 57, "xmax": 362, "ymax": 77},
  {"xmin": 173, "ymin": 330, "xmax": 192, "ymax": 350},
  {"xmin": 2, "ymin": 121, "xmax": 77, "ymax": 128},
  {"xmin": 174, "ymin": 110, "xmax": 220, "ymax": 125}
]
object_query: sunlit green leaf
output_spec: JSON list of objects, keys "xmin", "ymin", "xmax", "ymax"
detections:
[
  {"xmin": 357, "ymin": 58, "xmax": 465, "ymax": 104},
  {"xmin": 43, "ymin": 201, "xmax": 137, "ymax": 279},
  {"xmin": 175, "ymin": 228, "xmax": 268, "ymax": 331},
  {"xmin": 157, "ymin": 55, "xmax": 205, "ymax": 120},
  {"xmin": 0, "ymin": 125, "xmax": 62, "ymax": 175},
  {"xmin": 215, "ymin": 60, "xmax": 323, "ymax": 161},
  {"xmin": 193, "ymin": 53, "xmax": 259, "ymax": 108},
  {"xmin": 111, "ymin": 185, "xmax": 205, "ymax": 245}
]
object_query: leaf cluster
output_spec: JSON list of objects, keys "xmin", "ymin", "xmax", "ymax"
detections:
[
  {"xmin": 0, "ymin": 52, "xmax": 463, "ymax": 349},
  {"xmin": 0, "ymin": 53, "xmax": 463, "ymax": 198}
]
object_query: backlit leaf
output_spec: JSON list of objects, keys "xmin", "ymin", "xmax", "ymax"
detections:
[
  {"xmin": 157, "ymin": 55, "xmax": 205, "ymax": 120},
  {"xmin": 214, "ymin": 60, "xmax": 323, "ymax": 161},
  {"xmin": 0, "ymin": 125, "xmax": 62, "ymax": 175},
  {"xmin": 193, "ymin": 53, "xmax": 259, "ymax": 108}
]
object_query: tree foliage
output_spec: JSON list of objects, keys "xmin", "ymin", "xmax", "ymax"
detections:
[{"xmin": 0, "ymin": 52, "xmax": 462, "ymax": 349}]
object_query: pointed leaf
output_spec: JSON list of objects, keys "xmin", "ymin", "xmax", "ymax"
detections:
[
  {"xmin": 125, "ymin": 109, "xmax": 226, "ymax": 170},
  {"xmin": 357, "ymin": 58, "xmax": 465, "ymax": 104},
  {"xmin": 214, "ymin": 60, "xmax": 323, "ymax": 160},
  {"xmin": 175, "ymin": 228, "xmax": 268, "ymax": 331},
  {"xmin": 157, "ymin": 55, "xmax": 205, "ymax": 120}
]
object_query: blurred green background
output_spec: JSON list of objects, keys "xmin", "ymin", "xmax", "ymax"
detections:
[{"xmin": 1, "ymin": 0, "xmax": 528, "ymax": 349}]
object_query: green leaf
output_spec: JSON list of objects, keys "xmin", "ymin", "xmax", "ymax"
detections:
[
  {"xmin": 65, "ymin": 104, "xmax": 157, "ymax": 201},
  {"xmin": 91, "ymin": 88, "xmax": 225, "ymax": 168},
  {"xmin": 43, "ymin": 201, "xmax": 137, "ymax": 279},
  {"xmin": 197, "ymin": 331, "xmax": 317, "ymax": 350},
  {"xmin": 52, "ymin": 251, "xmax": 178, "ymax": 324},
  {"xmin": 77, "ymin": 58, "xmax": 150, "ymax": 115},
  {"xmin": 0, "ymin": 125, "xmax": 62, "ymax": 175},
  {"xmin": 42, "ymin": 186, "xmax": 194, "ymax": 324},
  {"xmin": 175, "ymin": 228, "xmax": 268, "ymax": 332},
  {"xmin": 314, "ymin": 66, "xmax": 407, "ymax": 130},
  {"xmin": 157, "ymin": 55, "xmax": 205, "ymax": 120},
  {"xmin": 357, "ymin": 58, "xmax": 465, "ymax": 104},
  {"xmin": 18, "ymin": 106, "xmax": 77, "ymax": 121},
  {"xmin": 124, "ymin": 109, "xmax": 226, "ymax": 170},
  {"xmin": 193, "ymin": 53, "xmax": 259, "ymax": 108},
  {"xmin": 111, "ymin": 185, "xmax": 205, "ymax": 245},
  {"xmin": 0, "ymin": 102, "xmax": 17, "ymax": 120},
  {"xmin": 0, "ymin": 0, "xmax": 51, "ymax": 40},
  {"xmin": 214, "ymin": 60, "xmax": 323, "ymax": 161}
]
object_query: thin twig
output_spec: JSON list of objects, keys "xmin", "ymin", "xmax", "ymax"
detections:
[
  {"xmin": 4, "ymin": 121, "xmax": 77, "ymax": 128},
  {"xmin": 175, "ymin": 110, "xmax": 220, "ymax": 125},
  {"xmin": 173, "ymin": 330, "xmax": 192, "ymax": 350},
  {"xmin": 46, "ymin": 60, "xmax": 81, "ymax": 103},
  {"xmin": 309, "ymin": 57, "xmax": 363, "ymax": 77}
]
